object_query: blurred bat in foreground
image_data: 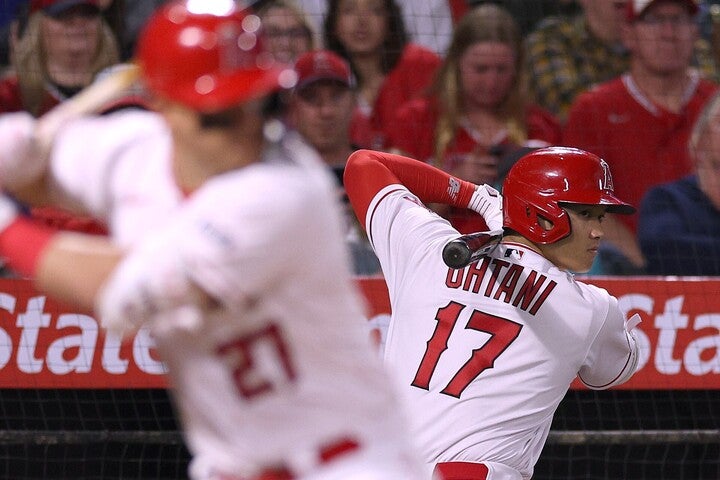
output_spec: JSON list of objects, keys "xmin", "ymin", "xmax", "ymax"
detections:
[{"xmin": 33, "ymin": 63, "xmax": 141, "ymax": 157}]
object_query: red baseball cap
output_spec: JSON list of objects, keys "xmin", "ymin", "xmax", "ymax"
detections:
[
  {"xmin": 626, "ymin": 0, "xmax": 699, "ymax": 22},
  {"xmin": 30, "ymin": 0, "xmax": 100, "ymax": 16},
  {"xmin": 294, "ymin": 50, "xmax": 354, "ymax": 91}
]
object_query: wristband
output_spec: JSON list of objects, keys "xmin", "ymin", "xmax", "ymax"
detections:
[{"xmin": 0, "ymin": 210, "xmax": 56, "ymax": 278}]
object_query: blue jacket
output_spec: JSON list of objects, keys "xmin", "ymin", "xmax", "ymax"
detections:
[{"xmin": 638, "ymin": 175, "xmax": 720, "ymax": 275}]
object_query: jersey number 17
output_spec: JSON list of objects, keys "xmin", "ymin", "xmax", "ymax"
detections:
[{"xmin": 412, "ymin": 301, "xmax": 523, "ymax": 398}]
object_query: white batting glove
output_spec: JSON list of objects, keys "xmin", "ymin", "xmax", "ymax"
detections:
[
  {"xmin": 0, "ymin": 112, "xmax": 46, "ymax": 188},
  {"xmin": 467, "ymin": 184, "xmax": 503, "ymax": 230}
]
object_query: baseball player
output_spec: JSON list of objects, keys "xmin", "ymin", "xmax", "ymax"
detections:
[
  {"xmin": 343, "ymin": 147, "xmax": 641, "ymax": 480},
  {"xmin": 0, "ymin": 2, "xmax": 426, "ymax": 479}
]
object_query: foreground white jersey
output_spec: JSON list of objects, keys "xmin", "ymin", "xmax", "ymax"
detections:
[
  {"xmin": 48, "ymin": 111, "xmax": 425, "ymax": 479},
  {"xmin": 365, "ymin": 185, "xmax": 638, "ymax": 479}
]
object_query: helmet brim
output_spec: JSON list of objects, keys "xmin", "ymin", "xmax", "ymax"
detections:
[{"xmin": 560, "ymin": 196, "xmax": 636, "ymax": 215}]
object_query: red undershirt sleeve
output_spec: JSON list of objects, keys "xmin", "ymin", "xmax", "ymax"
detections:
[
  {"xmin": 0, "ymin": 217, "xmax": 57, "ymax": 278},
  {"xmin": 343, "ymin": 149, "xmax": 476, "ymax": 228}
]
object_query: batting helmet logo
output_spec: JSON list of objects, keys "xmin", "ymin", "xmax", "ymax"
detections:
[{"xmin": 599, "ymin": 158, "xmax": 614, "ymax": 192}]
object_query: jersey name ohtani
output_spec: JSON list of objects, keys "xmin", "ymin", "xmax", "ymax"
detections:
[{"xmin": 444, "ymin": 256, "xmax": 557, "ymax": 315}]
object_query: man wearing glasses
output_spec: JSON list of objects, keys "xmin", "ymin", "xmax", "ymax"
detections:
[{"xmin": 562, "ymin": 0, "xmax": 719, "ymax": 275}]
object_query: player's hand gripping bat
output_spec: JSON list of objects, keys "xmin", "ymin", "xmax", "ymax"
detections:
[
  {"xmin": 33, "ymin": 63, "xmax": 141, "ymax": 158},
  {"xmin": 442, "ymin": 229, "xmax": 503, "ymax": 269}
]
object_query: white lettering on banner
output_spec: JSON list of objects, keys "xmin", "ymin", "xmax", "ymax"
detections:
[
  {"xmin": 685, "ymin": 314, "xmax": 720, "ymax": 376},
  {"xmin": 17, "ymin": 296, "xmax": 51, "ymax": 373},
  {"xmin": 655, "ymin": 296, "xmax": 689, "ymax": 375},
  {"xmin": 0, "ymin": 294, "xmax": 166, "ymax": 377},
  {"xmin": 47, "ymin": 314, "xmax": 98, "ymax": 374},
  {"xmin": 0, "ymin": 292, "xmax": 16, "ymax": 369},
  {"xmin": 617, "ymin": 294, "xmax": 719, "ymax": 376},
  {"xmin": 134, "ymin": 328, "xmax": 166, "ymax": 375},
  {"xmin": 102, "ymin": 331, "xmax": 129, "ymax": 374}
]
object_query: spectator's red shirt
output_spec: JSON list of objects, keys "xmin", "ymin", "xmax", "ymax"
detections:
[
  {"xmin": 350, "ymin": 43, "xmax": 441, "ymax": 150},
  {"xmin": 0, "ymin": 75, "xmax": 60, "ymax": 115},
  {"xmin": 563, "ymin": 73, "xmax": 719, "ymax": 233},
  {"xmin": 389, "ymin": 96, "xmax": 561, "ymax": 164}
]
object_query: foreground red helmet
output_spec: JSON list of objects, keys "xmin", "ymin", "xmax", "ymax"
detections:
[
  {"xmin": 502, "ymin": 147, "xmax": 635, "ymax": 244},
  {"xmin": 136, "ymin": 0, "xmax": 296, "ymax": 112}
]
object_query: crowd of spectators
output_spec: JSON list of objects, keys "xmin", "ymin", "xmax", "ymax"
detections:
[{"xmin": 0, "ymin": 0, "xmax": 718, "ymax": 276}]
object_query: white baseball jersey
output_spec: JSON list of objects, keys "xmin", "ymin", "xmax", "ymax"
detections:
[
  {"xmin": 47, "ymin": 111, "xmax": 426, "ymax": 480},
  {"xmin": 364, "ymin": 185, "xmax": 639, "ymax": 480}
]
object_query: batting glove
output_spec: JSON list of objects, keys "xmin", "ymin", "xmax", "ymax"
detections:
[{"xmin": 467, "ymin": 184, "xmax": 503, "ymax": 230}]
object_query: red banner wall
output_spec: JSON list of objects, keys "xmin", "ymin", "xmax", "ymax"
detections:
[{"xmin": 0, "ymin": 277, "xmax": 718, "ymax": 389}]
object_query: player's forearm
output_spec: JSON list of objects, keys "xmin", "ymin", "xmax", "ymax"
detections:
[
  {"xmin": 344, "ymin": 149, "xmax": 476, "ymax": 220},
  {"xmin": 35, "ymin": 234, "xmax": 123, "ymax": 313}
]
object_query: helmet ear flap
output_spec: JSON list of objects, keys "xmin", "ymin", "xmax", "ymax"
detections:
[
  {"xmin": 521, "ymin": 201, "xmax": 571, "ymax": 244},
  {"xmin": 503, "ymin": 190, "xmax": 570, "ymax": 244}
]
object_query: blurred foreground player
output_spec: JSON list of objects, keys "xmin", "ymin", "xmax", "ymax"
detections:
[
  {"xmin": 344, "ymin": 147, "xmax": 642, "ymax": 479},
  {"xmin": 0, "ymin": 2, "xmax": 426, "ymax": 479}
]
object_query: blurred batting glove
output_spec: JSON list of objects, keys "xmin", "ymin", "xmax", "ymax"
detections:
[
  {"xmin": 0, "ymin": 112, "xmax": 46, "ymax": 188},
  {"xmin": 467, "ymin": 184, "xmax": 503, "ymax": 230}
]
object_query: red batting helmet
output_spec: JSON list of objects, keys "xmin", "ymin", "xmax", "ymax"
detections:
[
  {"xmin": 136, "ymin": 0, "xmax": 297, "ymax": 112},
  {"xmin": 502, "ymin": 147, "xmax": 635, "ymax": 244}
]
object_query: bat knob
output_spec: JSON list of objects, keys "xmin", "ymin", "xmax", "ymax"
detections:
[{"xmin": 442, "ymin": 241, "xmax": 472, "ymax": 269}]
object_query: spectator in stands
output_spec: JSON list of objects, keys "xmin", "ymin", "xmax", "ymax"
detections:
[
  {"xmin": 289, "ymin": 50, "xmax": 356, "ymax": 172},
  {"xmin": 524, "ymin": 0, "xmax": 718, "ymax": 123},
  {"xmin": 288, "ymin": 49, "xmax": 381, "ymax": 275},
  {"xmin": 393, "ymin": 0, "xmax": 459, "ymax": 55},
  {"xmin": 523, "ymin": 0, "xmax": 630, "ymax": 123},
  {"xmin": 257, "ymin": 0, "xmax": 316, "ymax": 65},
  {"xmin": 0, "ymin": 0, "xmax": 25, "ymax": 69},
  {"xmin": 296, "ymin": 0, "xmax": 460, "ymax": 55},
  {"xmin": 638, "ymin": 89, "xmax": 720, "ymax": 275},
  {"xmin": 98, "ymin": 0, "xmax": 170, "ymax": 61},
  {"xmin": 1, "ymin": 0, "xmax": 119, "ymax": 116},
  {"xmin": 563, "ymin": 0, "xmax": 719, "ymax": 273},
  {"xmin": 0, "ymin": 0, "xmax": 117, "ymax": 245},
  {"xmin": 324, "ymin": 0, "xmax": 442, "ymax": 150},
  {"xmin": 468, "ymin": 0, "xmax": 581, "ymax": 35},
  {"xmin": 388, "ymin": 4, "xmax": 561, "ymax": 233},
  {"xmin": 11, "ymin": 63, "xmax": 147, "ymax": 255}
]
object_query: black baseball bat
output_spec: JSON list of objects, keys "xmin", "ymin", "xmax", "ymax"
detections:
[{"xmin": 442, "ymin": 231, "xmax": 503, "ymax": 269}]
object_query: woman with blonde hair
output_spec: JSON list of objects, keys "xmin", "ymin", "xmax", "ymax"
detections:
[
  {"xmin": 0, "ymin": 0, "xmax": 117, "ymax": 238},
  {"xmin": 0, "ymin": 0, "xmax": 119, "ymax": 116},
  {"xmin": 388, "ymin": 3, "xmax": 561, "ymax": 233}
]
